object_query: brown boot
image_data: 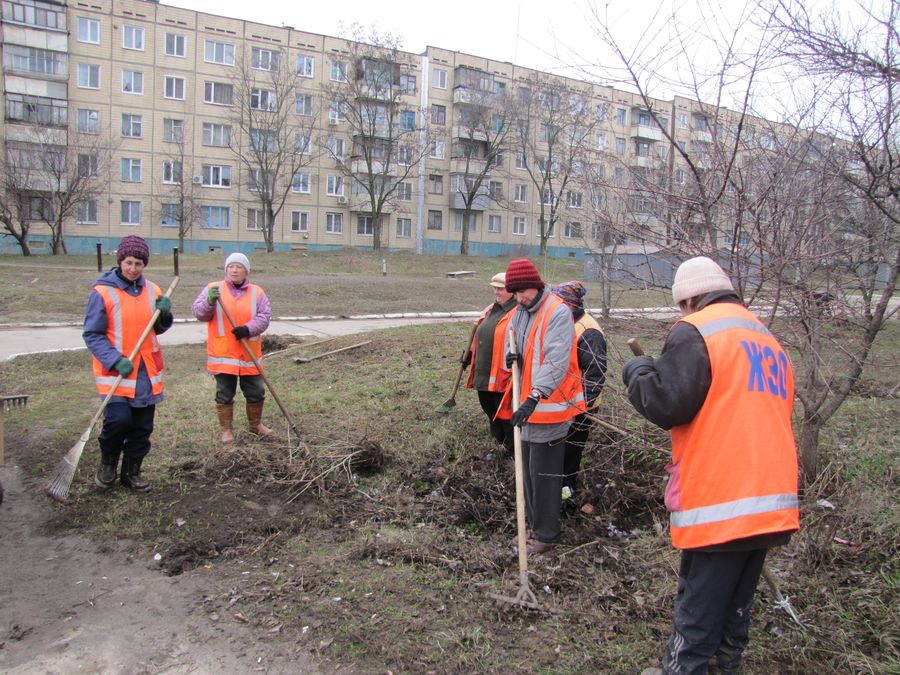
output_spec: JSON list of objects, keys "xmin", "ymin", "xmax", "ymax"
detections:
[
  {"xmin": 216, "ymin": 403, "xmax": 234, "ymax": 444},
  {"xmin": 246, "ymin": 401, "xmax": 274, "ymax": 437}
]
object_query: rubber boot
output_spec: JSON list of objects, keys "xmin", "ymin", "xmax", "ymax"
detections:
[
  {"xmin": 94, "ymin": 450, "xmax": 120, "ymax": 490},
  {"xmin": 216, "ymin": 403, "xmax": 234, "ymax": 444},
  {"xmin": 120, "ymin": 456, "xmax": 151, "ymax": 493},
  {"xmin": 246, "ymin": 401, "xmax": 274, "ymax": 437}
]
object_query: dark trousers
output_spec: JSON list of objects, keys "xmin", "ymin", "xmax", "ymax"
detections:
[
  {"xmin": 563, "ymin": 413, "xmax": 592, "ymax": 491},
  {"xmin": 99, "ymin": 402, "xmax": 155, "ymax": 461},
  {"xmin": 661, "ymin": 548, "xmax": 768, "ymax": 674},
  {"xmin": 215, "ymin": 373, "xmax": 265, "ymax": 405},
  {"xmin": 477, "ymin": 390, "xmax": 514, "ymax": 454},
  {"xmin": 522, "ymin": 436, "xmax": 565, "ymax": 543}
]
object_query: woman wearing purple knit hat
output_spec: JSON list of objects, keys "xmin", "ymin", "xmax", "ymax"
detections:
[{"xmin": 83, "ymin": 235, "xmax": 174, "ymax": 493}]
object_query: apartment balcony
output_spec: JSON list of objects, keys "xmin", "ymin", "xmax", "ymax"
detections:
[
  {"xmin": 450, "ymin": 156, "xmax": 488, "ymax": 175},
  {"xmin": 452, "ymin": 87, "xmax": 502, "ymax": 107},
  {"xmin": 349, "ymin": 157, "xmax": 397, "ymax": 176},
  {"xmin": 451, "ymin": 125, "xmax": 488, "ymax": 142},
  {"xmin": 630, "ymin": 124, "xmax": 663, "ymax": 142},
  {"xmin": 692, "ymin": 129, "xmax": 713, "ymax": 143},
  {"xmin": 352, "ymin": 124, "xmax": 399, "ymax": 140},
  {"xmin": 629, "ymin": 155, "xmax": 659, "ymax": 169},
  {"xmin": 349, "ymin": 192, "xmax": 394, "ymax": 213},
  {"xmin": 450, "ymin": 191, "xmax": 491, "ymax": 211}
]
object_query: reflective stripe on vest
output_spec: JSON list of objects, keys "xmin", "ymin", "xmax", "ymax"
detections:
[
  {"xmin": 467, "ymin": 303, "xmax": 514, "ymax": 393},
  {"xmin": 670, "ymin": 493, "xmax": 799, "ymax": 529}
]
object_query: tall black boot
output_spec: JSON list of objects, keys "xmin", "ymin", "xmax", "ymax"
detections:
[
  {"xmin": 120, "ymin": 456, "xmax": 151, "ymax": 493},
  {"xmin": 94, "ymin": 450, "xmax": 120, "ymax": 490}
]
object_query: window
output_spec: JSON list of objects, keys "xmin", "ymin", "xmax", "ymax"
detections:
[
  {"xmin": 679, "ymin": 112, "xmax": 688, "ymax": 129},
  {"xmin": 400, "ymin": 73, "xmax": 416, "ymax": 94},
  {"xmin": 122, "ymin": 25, "xmax": 144, "ymax": 51},
  {"xmin": 77, "ymin": 16, "xmax": 100, "ymax": 43},
  {"xmin": 515, "ymin": 151, "xmax": 526, "ymax": 170},
  {"xmin": 76, "ymin": 108, "xmax": 99, "ymax": 133},
  {"xmin": 76, "ymin": 199, "xmax": 98, "ymax": 224},
  {"xmin": 248, "ymin": 168, "xmax": 273, "ymax": 192},
  {"xmin": 204, "ymin": 81, "xmax": 234, "ymax": 105},
  {"xmin": 203, "ymin": 205, "xmax": 230, "ymax": 229},
  {"xmin": 204, "ymin": 40, "xmax": 234, "ymax": 65},
  {"xmin": 77, "ymin": 63, "xmax": 100, "ymax": 88},
  {"xmin": 430, "ymin": 140, "xmax": 445, "ymax": 159},
  {"xmin": 675, "ymin": 168, "xmax": 686, "ymax": 184},
  {"xmin": 542, "ymin": 188, "xmax": 554, "ymax": 206},
  {"xmin": 4, "ymin": 2, "xmax": 65, "ymax": 29},
  {"xmin": 291, "ymin": 210, "xmax": 309, "ymax": 233},
  {"xmin": 122, "ymin": 69, "xmax": 143, "ymax": 94},
  {"xmin": 488, "ymin": 214, "xmax": 501, "ymax": 233},
  {"xmin": 431, "ymin": 104, "xmax": 446, "ymax": 125},
  {"xmin": 121, "ymin": 113, "xmax": 142, "ymax": 138},
  {"xmin": 564, "ymin": 221, "xmax": 582, "ymax": 238},
  {"xmin": 157, "ymin": 203, "xmax": 179, "ymax": 227},
  {"xmin": 246, "ymin": 208, "xmax": 269, "ymax": 231},
  {"xmin": 433, "ymin": 68, "xmax": 447, "ymax": 89},
  {"xmin": 327, "ymin": 137, "xmax": 344, "ymax": 159},
  {"xmin": 120, "ymin": 158, "xmax": 142, "ymax": 182},
  {"xmin": 164, "ymin": 76, "xmax": 185, "ymax": 100},
  {"xmin": 163, "ymin": 118, "xmax": 184, "ymax": 143},
  {"xmin": 326, "ymin": 212, "xmax": 343, "ymax": 234},
  {"xmin": 396, "ymin": 217, "xmax": 411, "ymax": 238},
  {"xmin": 162, "ymin": 159, "xmax": 182, "ymax": 184},
  {"xmin": 454, "ymin": 212, "xmax": 476, "ymax": 233},
  {"xmin": 615, "ymin": 137, "xmax": 626, "ymax": 154},
  {"xmin": 489, "ymin": 181, "xmax": 503, "ymax": 199},
  {"xmin": 514, "ymin": 184, "xmax": 526, "ymax": 203},
  {"xmin": 357, "ymin": 214, "xmax": 374, "ymax": 236},
  {"xmin": 596, "ymin": 133, "xmax": 607, "ymax": 151},
  {"xmin": 428, "ymin": 174, "xmax": 443, "ymax": 194},
  {"xmin": 615, "ymin": 107, "xmax": 627, "ymax": 125},
  {"xmin": 427, "ymin": 210, "xmax": 443, "ymax": 230},
  {"xmin": 513, "ymin": 216, "xmax": 526, "ymax": 235},
  {"xmin": 294, "ymin": 132, "xmax": 311, "ymax": 155},
  {"xmin": 251, "ymin": 47, "xmax": 279, "ymax": 71},
  {"xmin": 297, "ymin": 54, "xmax": 314, "ymax": 77},
  {"xmin": 330, "ymin": 60, "xmax": 347, "ymax": 82},
  {"xmin": 291, "ymin": 172, "xmax": 310, "ymax": 193},
  {"xmin": 5, "ymin": 45, "xmax": 67, "ymax": 76},
  {"xmin": 326, "ymin": 175, "xmax": 344, "ymax": 196},
  {"xmin": 397, "ymin": 182, "xmax": 412, "ymax": 201},
  {"xmin": 165, "ymin": 32, "xmax": 185, "ymax": 57},
  {"xmin": 77, "ymin": 153, "xmax": 98, "ymax": 177},
  {"xmin": 567, "ymin": 191, "xmax": 583, "ymax": 208},
  {"xmin": 7, "ymin": 93, "xmax": 67, "ymax": 127},
  {"xmin": 329, "ymin": 100, "xmax": 346, "ymax": 123},
  {"xmin": 401, "ymin": 110, "xmax": 416, "ymax": 130},
  {"xmin": 202, "ymin": 122, "xmax": 231, "ymax": 147},
  {"xmin": 202, "ymin": 164, "xmax": 232, "ymax": 187},
  {"xmin": 250, "ymin": 88, "xmax": 277, "ymax": 111},
  {"xmin": 596, "ymin": 103, "xmax": 609, "ymax": 121},
  {"xmin": 397, "ymin": 146, "xmax": 413, "ymax": 166},
  {"xmin": 120, "ymin": 200, "xmax": 141, "ymax": 224},
  {"xmin": 635, "ymin": 140, "xmax": 651, "ymax": 157},
  {"xmin": 295, "ymin": 94, "xmax": 313, "ymax": 116}
]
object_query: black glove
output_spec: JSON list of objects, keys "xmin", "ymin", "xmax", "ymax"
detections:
[
  {"xmin": 505, "ymin": 351, "xmax": 522, "ymax": 370},
  {"xmin": 511, "ymin": 394, "xmax": 539, "ymax": 427},
  {"xmin": 231, "ymin": 325, "xmax": 250, "ymax": 340},
  {"xmin": 460, "ymin": 350, "xmax": 472, "ymax": 368}
]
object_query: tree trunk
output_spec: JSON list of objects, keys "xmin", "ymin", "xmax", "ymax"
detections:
[
  {"xmin": 460, "ymin": 210, "xmax": 470, "ymax": 256},
  {"xmin": 798, "ymin": 416, "xmax": 822, "ymax": 488},
  {"xmin": 178, "ymin": 233, "xmax": 185, "ymax": 254}
]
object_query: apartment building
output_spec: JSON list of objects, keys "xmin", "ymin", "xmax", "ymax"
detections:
[{"xmin": 0, "ymin": 0, "xmax": 778, "ymax": 257}]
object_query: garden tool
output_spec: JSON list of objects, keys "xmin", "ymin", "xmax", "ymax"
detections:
[{"xmin": 437, "ymin": 322, "xmax": 478, "ymax": 414}]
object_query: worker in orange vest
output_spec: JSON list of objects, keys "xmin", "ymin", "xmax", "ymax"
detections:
[
  {"xmin": 192, "ymin": 252, "xmax": 273, "ymax": 443},
  {"xmin": 623, "ymin": 256, "xmax": 799, "ymax": 675},
  {"xmin": 463, "ymin": 272, "xmax": 517, "ymax": 456},
  {"xmin": 83, "ymin": 235, "xmax": 173, "ymax": 493},
  {"xmin": 497, "ymin": 259, "xmax": 585, "ymax": 555}
]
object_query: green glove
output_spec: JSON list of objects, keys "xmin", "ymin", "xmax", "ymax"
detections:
[
  {"xmin": 208, "ymin": 286, "xmax": 221, "ymax": 305},
  {"xmin": 155, "ymin": 296, "xmax": 171, "ymax": 316},
  {"xmin": 114, "ymin": 357, "xmax": 134, "ymax": 377}
]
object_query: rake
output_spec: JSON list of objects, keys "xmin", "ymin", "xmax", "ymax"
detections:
[
  {"xmin": 436, "ymin": 322, "xmax": 478, "ymax": 415},
  {"xmin": 47, "ymin": 276, "xmax": 179, "ymax": 501}
]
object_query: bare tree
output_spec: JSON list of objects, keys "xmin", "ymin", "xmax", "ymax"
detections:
[
  {"xmin": 155, "ymin": 120, "xmax": 201, "ymax": 253},
  {"xmin": 515, "ymin": 74, "xmax": 598, "ymax": 256},
  {"xmin": 322, "ymin": 25, "xmax": 429, "ymax": 251},
  {"xmin": 230, "ymin": 46, "xmax": 318, "ymax": 252},
  {"xmin": 449, "ymin": 70, "xmax": 515, "ymax": 256},
  {"xmin": 0, "ymin": 140, "xmax": 44, "ymax": 255}
]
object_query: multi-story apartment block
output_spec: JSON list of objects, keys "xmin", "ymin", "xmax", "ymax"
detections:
[{"xmin": 0, "ymin": 0, "xmax": 805, "ymax": 258}]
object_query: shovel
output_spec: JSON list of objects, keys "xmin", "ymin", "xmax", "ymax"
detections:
[{"xmin": 436, "ymin": 322, "xmax": 478, "ymax": 415}]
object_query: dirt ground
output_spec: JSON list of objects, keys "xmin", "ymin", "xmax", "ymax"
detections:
[{"xmin": 0, "ymin": 464, "xmax": 321, "ymax": 674}]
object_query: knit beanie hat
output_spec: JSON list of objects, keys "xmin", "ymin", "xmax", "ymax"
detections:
[
  {"xmin": 551, "ymin": 281, "xmax": 587, "ymax": 310},
  {"xmin": 116, "ymin": 235, "xmax": 149, "ymax": 265},
  {"xmin": 505, "ymin": 258, "xmax": 545, "ymax": 292},
  {"xmin": 225, "ymin": 252, "xmax": 250, "ymax": 274},
  {"xmin": 671, "ymin": 256, "xmax": 734, "ymax": 304}
]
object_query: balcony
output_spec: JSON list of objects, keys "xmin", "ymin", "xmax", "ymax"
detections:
[
  {"xmin": 451, "ymin": 124, "xmax": 488, "ymax": 142},
  {"xmin": 450, "ymin": 191, "xmax": 491, "ymax": 211},
  {"xmin": 452, "ymin": 87, "xmax": 502, "ymax": 107},
  {"xmin": 692, "ymin": 129, "xmax": 713, "ymax": 143},
  {"xmin": 349, "ymin": 157, "xmax": 396, "ymax": 176},
  {"xmin": 349, "ymin": 192, "xmax": 394, "ymax": 213},
  {"xmin": 450, "ymin": 156, "xmax": 488, "ymax": 175},
  {"xmin": 631, "ymin": 124, "xmax": 663, "ymax": 142}
]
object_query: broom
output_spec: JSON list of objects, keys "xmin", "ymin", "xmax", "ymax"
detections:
[{"xmin": 47, "ymin": 277, "xmax": 179, "ymax": 501}]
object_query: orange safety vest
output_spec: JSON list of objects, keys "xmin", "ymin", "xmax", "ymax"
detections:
[
  {"xmin": 91, "ymin": 282, "xmax": 164, "ymax": 397},
  {"xmin": 466, "ymin": 303, "xmax": 514, "ymax": 392},
  {"xmin": 574, "ymin": 312, "xmax": 604, "ymax": 410},
  {"xmin": 205, "ymin": 281, "xmax": 263, "ymax": 376},
  {"xmin": 667, "ymin": 302, "xmax": 800, "ymax": 549},
  {"xmin": 496, "ymin": 295, "xmax": 585, "ymax": 423}
]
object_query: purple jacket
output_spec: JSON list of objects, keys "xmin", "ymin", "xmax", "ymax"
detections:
[{"xmin": 191, "ymin": 278, "xmax": 271, "ymax": 337}]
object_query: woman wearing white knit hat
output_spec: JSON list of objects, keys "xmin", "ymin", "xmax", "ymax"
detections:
[
  {"xmin": 191, "ymin": 252, "xmax": 274, "ymax": 442},
  {"xmin": 623, "ymin": 256, "xmax": 800, "ymax": 675}
]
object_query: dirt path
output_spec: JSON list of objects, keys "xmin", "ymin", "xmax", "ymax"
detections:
[{"xmin": 0, "ymin": 465, "xmax": 319, "ymax": 674}]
